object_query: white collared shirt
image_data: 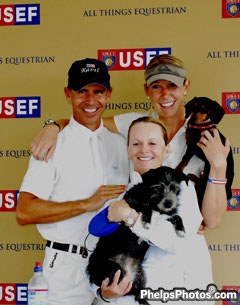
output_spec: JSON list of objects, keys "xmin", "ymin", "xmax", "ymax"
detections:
[{"xmin": 20, "ymin": 117, "xmax": 129, "ymax": 244}]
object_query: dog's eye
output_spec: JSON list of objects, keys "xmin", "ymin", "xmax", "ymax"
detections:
[
  {"xmin": 150, "ymin": 190, "xmax": 160, "ymax": 199},
  {"xmin": 150, "ymin": 183, "xmax": 164, "ymax": 191},
  {"xmin": 200, "ymin": 108, "xmax": 208, "ymax": 114},
  {"xmin": 149, "ymin": 185, "xmax": 163, "ymax": 199}
]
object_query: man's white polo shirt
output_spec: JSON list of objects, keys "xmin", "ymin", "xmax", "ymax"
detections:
[{"xmin": 20, "ymin": 117, "xmax": 129, "ymax": 245}]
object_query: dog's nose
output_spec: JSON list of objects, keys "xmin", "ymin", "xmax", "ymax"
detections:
[{"xmin": 163, "ymin": 200, "xmax": 173, "ymax": 209}]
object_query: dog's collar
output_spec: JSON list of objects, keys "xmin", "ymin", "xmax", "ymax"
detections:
[{"xmin": 188, "ymin": 122, "xmax": 215, "ymax": 130}]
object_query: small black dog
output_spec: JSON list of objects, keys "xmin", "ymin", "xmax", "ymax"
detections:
[
  {"xmin": 176, "ymin": 96, "xmax": 234, "ymax": 205},
  {"xmin": 176, "ymin": 96, "xmax": 225, "ymax": 170},
  {"xmin": 86, "ymin": 166, "xmax": 188, "ymax": 305}
]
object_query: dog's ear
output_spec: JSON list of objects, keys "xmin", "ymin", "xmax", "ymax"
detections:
[
  {"xmin": 123, "ymin": 182, "xmax": 148, "ymax": 211},
  {"xmin": 184, "ymin": 97, "xmax": 198, "ymax": 118},
  {"xmin": 141, "ymin": 167, "xmax": 167, "ymax": 184}
]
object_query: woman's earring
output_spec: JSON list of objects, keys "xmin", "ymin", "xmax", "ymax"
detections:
[
  {"xmin": 147, "ymin": 96, "xmax": 150, "ymax": 99},
  {"xmin": 184, "ymin": 92, "xmax": 187, "ymax": 95}
]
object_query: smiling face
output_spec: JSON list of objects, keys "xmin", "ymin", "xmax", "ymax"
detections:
[
  {"xmin": 128, "ymin": 121, "xmax": 169, "ymax": 175},
  {"xmin": 64, "ymin": 84, "xmax": 112, "ymax": 131},
  {"xmin": 144, "ymin": 79, "xmax": 189, "ymax": 122}
]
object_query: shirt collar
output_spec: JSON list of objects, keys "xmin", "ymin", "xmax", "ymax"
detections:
[
  {"xmin": 168, "ymin": 117, "xmax": 188, "ymax": 142},
  {"xmin": 68, "ymin": 116, "xmax": 104, "ymax": 138},
  {"xmin": 150, "ymin": 112, "xmax": 188, "ymax": 139}
]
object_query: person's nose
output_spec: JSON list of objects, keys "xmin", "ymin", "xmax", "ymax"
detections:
[
  {"xmin": 85, "ymin": 92, "xmax": 95, "ymax": 103},
  {"xmin": 139, "ymin": 143, "xmax": 149, "ymax": 153},
  {"xmin": 160, "ymin": 86, "xmax": 169, "ymax": 96}
]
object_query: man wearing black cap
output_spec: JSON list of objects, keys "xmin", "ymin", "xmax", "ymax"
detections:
[{"xmin": 17, "ymin": 58, "xmax": 130, "ymax": 305}]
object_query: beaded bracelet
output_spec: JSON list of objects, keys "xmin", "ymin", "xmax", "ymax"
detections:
[{"xmin": 207, "ymin": 177, "xmax": 227, "ymax": 185}]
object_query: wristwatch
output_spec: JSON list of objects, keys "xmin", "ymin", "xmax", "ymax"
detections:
[
  {"xmin": 42, "ymin": 119, "xmax": 61, "ymax": 131},
  {"xmin": 125, "ymin": 209, "xmax": 138, "ymax": 227}
]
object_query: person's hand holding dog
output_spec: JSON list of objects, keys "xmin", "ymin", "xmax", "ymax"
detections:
[
  {"xmin": 108, "ymin": 199, "xmax": 132, "ymax": 222},
  {"xmin": 100, "ymin": 270, "xmax": 133, "ymax": 301},
  {"xmin": 197, "ymin": 128, "xmax": 230, "ymax": 177}
]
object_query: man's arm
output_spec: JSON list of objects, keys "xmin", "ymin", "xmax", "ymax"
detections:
[
  {"xmin": 103, "ymin": 117, "xmax": 118, "ymax": 133},
  {"xmin": 30, "ymin": 117, "xmax": 117, "ymax": 161},
  {"xmin": 16, "ymin": 185, "xmax": 127, "ymax": 225}
]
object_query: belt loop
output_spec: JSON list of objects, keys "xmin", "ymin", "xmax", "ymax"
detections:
[
  {"xmin": 68, "ymin": 244, "xmax": 73, "ymax": 253},
  {"xmin": 77, "ymin": 245, "xmax": 81, "ymax": 254}
]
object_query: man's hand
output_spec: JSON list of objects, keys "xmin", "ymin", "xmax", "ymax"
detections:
[
  {"xmin": 100, "ymin": 270, "xmax": 132, "ymax": 300},
  {"xmin": 85, "ymin": 185, "xmax": 127, "ymax": 212}
]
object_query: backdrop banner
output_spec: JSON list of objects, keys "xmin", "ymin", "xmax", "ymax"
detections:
[{"xmin": 0, "ymin": 1, "xmax": 239, "ymax": 304}]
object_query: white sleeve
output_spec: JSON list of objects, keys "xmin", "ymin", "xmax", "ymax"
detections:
[
  {"xmin": 114, "ymin": 112, "xmax": 146, "ymax": 138},
  {"xmin": 19, "ymin": 155, "xmax": 55, "ymax": 200},
  {"xmin": 178, "ymin": 181, "xmax": 203, "ymax": 236},
  {"xmin": 130, "ymin": 181, "xmax": 202, "ymax": 253},
  {"xmin": 131, "ymin": 213, "xmax": 180, "ymax": 253}
]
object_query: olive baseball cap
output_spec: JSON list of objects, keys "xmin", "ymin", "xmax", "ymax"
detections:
[{"xmin": 144, "ymin": 63, "xmax": 186, "ymax": 87}]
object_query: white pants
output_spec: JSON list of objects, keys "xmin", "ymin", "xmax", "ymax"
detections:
[{"xmin": 43, "ymin": 247, "xmax": 95, "ymax": 305}]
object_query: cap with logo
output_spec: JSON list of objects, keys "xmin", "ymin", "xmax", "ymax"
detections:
[
  {"xmin": 144, "ymin": 63, "xmax": 186, "ymax": 87},
  {"xmin": 67, "ymin": 58, "xmax": 111, "ymax": 91}
]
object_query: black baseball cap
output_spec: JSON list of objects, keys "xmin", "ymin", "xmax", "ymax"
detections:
[{"xmin": 67, "ymin": 58, "xmax": 111, "ymax": 91}]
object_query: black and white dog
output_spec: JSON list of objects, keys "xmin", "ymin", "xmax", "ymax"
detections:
[{"xmin": 86, "ymin": 166, "xmax": 188, "ymax": 305}]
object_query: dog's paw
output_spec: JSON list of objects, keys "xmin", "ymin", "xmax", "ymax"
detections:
[{"xmin": 176, "ymin": 230, "xmax": 185, "ymax": 238}]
